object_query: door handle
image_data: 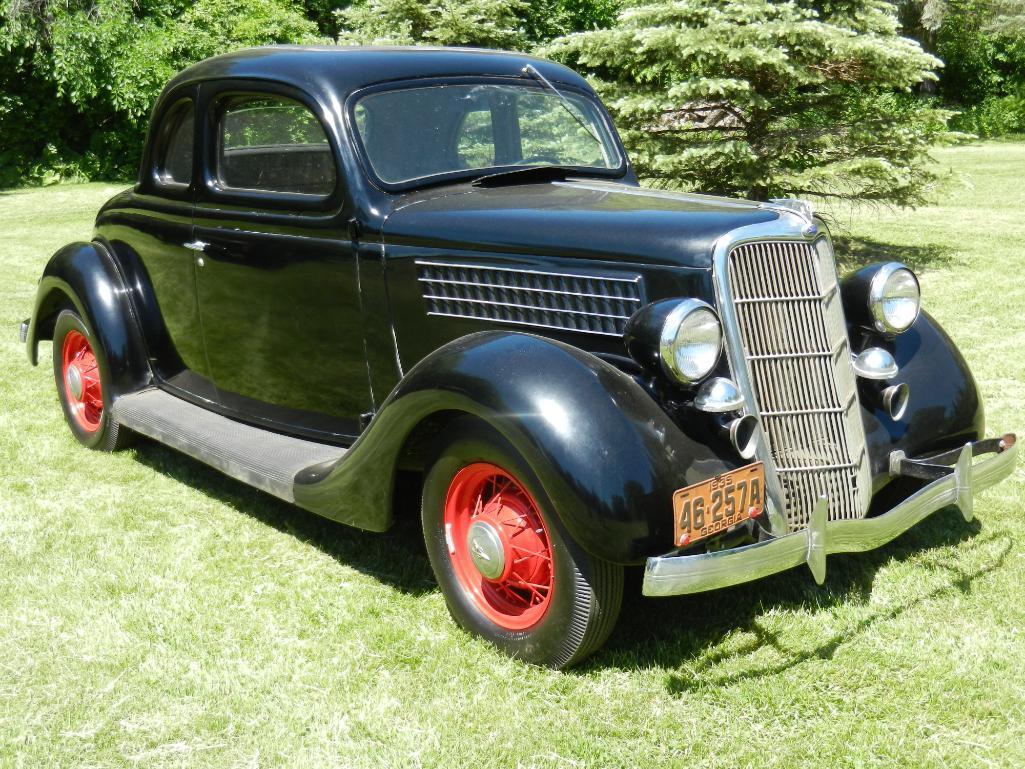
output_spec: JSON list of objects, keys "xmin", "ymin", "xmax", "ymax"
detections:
[{"xmin": 183, "ymin": 240, "xmax": 209, "ymax": 252}]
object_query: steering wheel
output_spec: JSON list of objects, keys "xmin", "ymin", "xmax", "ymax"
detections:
[{"xmin": 516, "ymin": 154, "xmax": 563, "ymax": 166}]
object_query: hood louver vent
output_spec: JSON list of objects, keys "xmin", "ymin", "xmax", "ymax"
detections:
[{"xmin": 416, "ymin": 260, "xmax": 644, "ymax": 337}]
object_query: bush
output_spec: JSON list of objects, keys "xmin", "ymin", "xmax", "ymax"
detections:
[{"xmin": 952, "ymin": 90, "xmax": 1025, "ymax": 135}]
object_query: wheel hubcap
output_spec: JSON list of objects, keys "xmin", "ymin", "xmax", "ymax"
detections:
[
  {"xmin": 65, "ymin": 364, "xmax": 84, "ymax": 400},
  {"xmin": 443, "ymin": 462, "xmax": 555, "ymax": 630},
  {"xmin": 467, "ymin": 520, "xmax": 506, "ymax": 580}
]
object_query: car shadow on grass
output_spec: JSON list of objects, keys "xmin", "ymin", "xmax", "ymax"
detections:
[
  {"xmin": 128, "ymin": 437, "xmax": 1010, "ymax": 682},
  {"xmin": 589, "ymin": 510, "xmax": 1011, "ymax": 689},
  {"xmin": 130, "ymin": 439, "xmax": 439, "ymax": 597},
  {"xmin": 831, "ymin": 235, "xmax": 961, "ymax": 274}
]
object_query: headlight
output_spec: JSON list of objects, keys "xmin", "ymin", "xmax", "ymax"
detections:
[
  {"xmin": 869, "ymin": 263, "xmax": 920, "ymax": 334},
  {"xmin": 659, "ymin": 299, "xmax": 722, "ymax": 384}
]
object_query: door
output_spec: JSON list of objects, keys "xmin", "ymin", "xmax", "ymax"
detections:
[
  {"xmin": 98, "ymin": 91, "xmax": 217, "ymax": 403},
  {"xmin": 192, "ymin": 85, "xmax": 371, "ymax": 441}
]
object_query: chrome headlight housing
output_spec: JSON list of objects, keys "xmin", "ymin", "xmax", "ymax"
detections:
[
  {"xmin": 869, "ymin": 263, "xmax": 920, "ymax": 334},
  {"xmin": 658, "ymin": 299, "xmax": 723, "ymax": 384}
]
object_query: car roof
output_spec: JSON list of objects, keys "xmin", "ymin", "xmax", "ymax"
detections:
[{"xmin": 164, "ymin": 45, "xmax": 595, "ymax": 102}]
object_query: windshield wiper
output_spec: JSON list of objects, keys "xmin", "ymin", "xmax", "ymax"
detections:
[
  {"xmin": 521, "ymin": 64, "xmax": 604, "ymax": 149},
  {"xmin": 471, "ymin": 165, "xmax": 576, "ymax": 187}
]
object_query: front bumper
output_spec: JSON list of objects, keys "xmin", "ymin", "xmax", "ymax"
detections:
[{"xmin": 642, "ymin": 435, "xmax": 1018, "ymax": 597}]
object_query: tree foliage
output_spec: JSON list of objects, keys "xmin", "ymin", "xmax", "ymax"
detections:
[
  {"xmin": 335, "ymin": 0, "xmax": 616, "ymax": 48},
  {"xmin": 336, "ymin": 0, "xmax": 530, "ymax": 49},
  {"xmin": 2, "ymin": 0, "xmax": 1018, "ymax": 203},
  {"xmin": 546, "ymin": 0, "xmax": 951, "ymax": 204},
  {"xmin": 0, "ymin": 0, "xmax": 320, "ymax": 185}
]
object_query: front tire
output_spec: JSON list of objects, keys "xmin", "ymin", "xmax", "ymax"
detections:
[
  {"xmin": 422, "ymin": 420, "xmax": 623, "ymax": 668},
  {"xmin": 52, "ymin": 309, "xmax": 131, "ymax": 451}
]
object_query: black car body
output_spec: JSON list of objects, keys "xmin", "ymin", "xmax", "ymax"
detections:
[{"xmin": 24, "ymin": 46, "xmax": 1017, "ymax": 667}]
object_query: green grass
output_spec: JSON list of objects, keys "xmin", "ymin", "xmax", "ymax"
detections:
[{"xmin": 1, "ymin": 144, "xmax": 1024, "ymax": 768}]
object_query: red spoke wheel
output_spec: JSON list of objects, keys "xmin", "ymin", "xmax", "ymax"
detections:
[
  {"xmin": 52, "ymin": 310, "xmax": 132, "ymax": 451},
  {"xmin": 422, "ymin": 419, "xmax": 623, "ymax": 668},
  {"xmin": 61, "ymin": 329, "xmax": 104, "ymax": 433},
  {"xmin": 444, "ymin": 463, "xmax": 554, "ymax": 630}
]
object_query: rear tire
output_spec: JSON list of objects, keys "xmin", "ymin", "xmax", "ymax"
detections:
[
  {"xmin": 421, "ymin": 419, "xmax": 622, "ymax": 668},
  {"xmin": 52, "ymin": 309, "xmax": 132, "ymax": 451}
]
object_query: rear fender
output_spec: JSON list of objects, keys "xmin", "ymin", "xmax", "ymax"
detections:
[
  {"xmin": 294, "ymin": 331, "xmax": 738, "ymax": 565},
  {"xmin": 26, "ymin": 241, "xmax": 152, "ymax": 398}
]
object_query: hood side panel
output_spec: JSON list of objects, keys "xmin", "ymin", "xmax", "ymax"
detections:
[
  {"xmin": 384, "ymin": 181, "xmax": 780, "ymax": 268},
  {"xmin": 384, "ymin": 244, "xmax": 712, "ymax": 381}
]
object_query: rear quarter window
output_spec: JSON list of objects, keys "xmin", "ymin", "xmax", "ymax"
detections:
[
  {"xmin": 216, "ymin": 95, "xmax": 336, "ymax": 197},
  {"xmin": 154, "ymin": 99, "xmax": 195, "ymax": 187}
]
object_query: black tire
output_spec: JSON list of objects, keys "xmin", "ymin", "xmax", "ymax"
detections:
[
  {"xmin": 52, "ymin": 309, "xmax": 132, "ymax": 451},
  {"xmin": 421, "ymin": 419, "xmax": 623, "ymax": 668}
]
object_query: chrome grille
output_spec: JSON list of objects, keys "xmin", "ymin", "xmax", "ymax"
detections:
[
  {"xmin": 727, "ymin": 240, "xmax": 870, "ymax": 529},
  {"xmin": 416, "ymin": 260, "xmax": 643, "ymax": 337}
]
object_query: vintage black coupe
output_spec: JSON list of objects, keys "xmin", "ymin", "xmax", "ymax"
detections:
[{"xmin": 23, "ymin": 46, "xmax": 1017, "ymax": 667}]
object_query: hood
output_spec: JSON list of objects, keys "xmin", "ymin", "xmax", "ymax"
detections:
[{"xmin": 382, "ymin": 179, "xmax": 783, "ymax": 269}]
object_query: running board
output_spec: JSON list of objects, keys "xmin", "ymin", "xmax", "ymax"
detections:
[{"xmin": 112, "ymin": 389, "xmax": 348, "ymax": 502}]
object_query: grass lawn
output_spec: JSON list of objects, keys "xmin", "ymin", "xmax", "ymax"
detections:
[{"xmin": 1, "ymin": 142, "xmax": 1023, "ymax": 769}]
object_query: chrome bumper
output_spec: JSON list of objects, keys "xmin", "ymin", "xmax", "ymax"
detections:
[{"xmin": 642, "ymin": 435, "xmax": 1019, "ymax": 597}]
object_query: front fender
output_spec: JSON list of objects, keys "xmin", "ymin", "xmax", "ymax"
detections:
[
  {"xmin": 26, "ymin": 241, "xmax": 152, "ymax": 398},
  {"xmin": 859, "ymin": 309, "xmax": 985, "ymax": 489},
  {"xmin": 294, "ymin": 332, "xmax": 737, "ymax": 564}
]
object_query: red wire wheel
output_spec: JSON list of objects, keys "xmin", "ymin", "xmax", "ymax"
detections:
[
  {"xmin": 443, "ymin": 462, "xmax": 555, "ymax": 630},
  {"xmin": 60, "ymin": 329, "xmax": 104, "ymax": 433}
]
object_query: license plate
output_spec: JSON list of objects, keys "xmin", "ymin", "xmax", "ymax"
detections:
[{"xmin": 672, "ymin": 463, "xmax": 765, "ymax": 547}]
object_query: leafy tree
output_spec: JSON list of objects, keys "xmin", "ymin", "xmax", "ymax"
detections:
[
  {"xmin": 0, "ymin": 0, "xmax": 320, "ymax": 185},
  {"xmin": 546, "ymin": 0, "xmax": 950, "ymax": 205},
  {"xmin": 934, "ymin": 0, "xmax": 1001, "ymax": 103}
]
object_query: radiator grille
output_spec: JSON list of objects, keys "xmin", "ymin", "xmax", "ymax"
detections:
[
  {"xmin": 416, "ymin": 260, "xmax": 643, "ymax": 337},
  {"xmin": 726, "ymin": 240, "xmax": 871, "ymax": 529}
]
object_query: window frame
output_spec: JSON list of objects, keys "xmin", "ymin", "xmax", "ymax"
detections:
[
  {"xmin": 200, "ymin": 81, "xmax": 344, "ymax": 212},
  {"xmin": 148, "ymin": 96, "xmax": 197, "ymax": 197},
  {"xmin": 345, "ymin": 76, "xmax": 629, "ymax": 193}
]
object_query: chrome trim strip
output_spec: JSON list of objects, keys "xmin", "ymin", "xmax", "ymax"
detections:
[
  {"xmin": 734, "ymin": 288, "xmax": 835, "ymax": 304},
  {"xmin": 421, "ymin": 294, "xmax": 633, "ymax": 320},
  {"xmin": 424, "ymin": 311, "xmax": 624, "ymax": 337},
  {"xmin": 773, "ymin": 462, "xmax": 858, "ymax": 473},
  {"xmin": 551, "ymin": 181, "xmax": 765, "ymax": 210},
  {"xmin": 642, "ymin": 437, "xmax": 1018, "ymax": 596},
  {"xmin": 414, "ymin": 259, "xmax": 643, "ymax": 285},
  {"xmin": 761, "ymin": 406, "xmax": 849, "ymax": 417}
]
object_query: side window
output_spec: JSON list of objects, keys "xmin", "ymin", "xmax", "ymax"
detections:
[
  {"xmin": 455, "ymin": 109, "xmax": 495, "ymax": 169},
  {"xmin": 156, "ymin": 101, "xmax": 194, "ymax": 186},
  {"xmin": 216, "ymin": 94, "xmax": 336, "ymax": 196}
]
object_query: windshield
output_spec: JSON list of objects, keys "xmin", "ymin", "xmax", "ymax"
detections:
[{"xmin": 352, "ymin": 83, "xmax": 623, "ymax": 186}]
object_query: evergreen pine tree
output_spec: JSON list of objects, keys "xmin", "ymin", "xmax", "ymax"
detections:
[
  {"xmin": 336, "ymin": 0, "xmax": 531, "ymax": 50},
  {"xmin": 547, "ymin": 0, "xmax": 952, "ymax": 204}
]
